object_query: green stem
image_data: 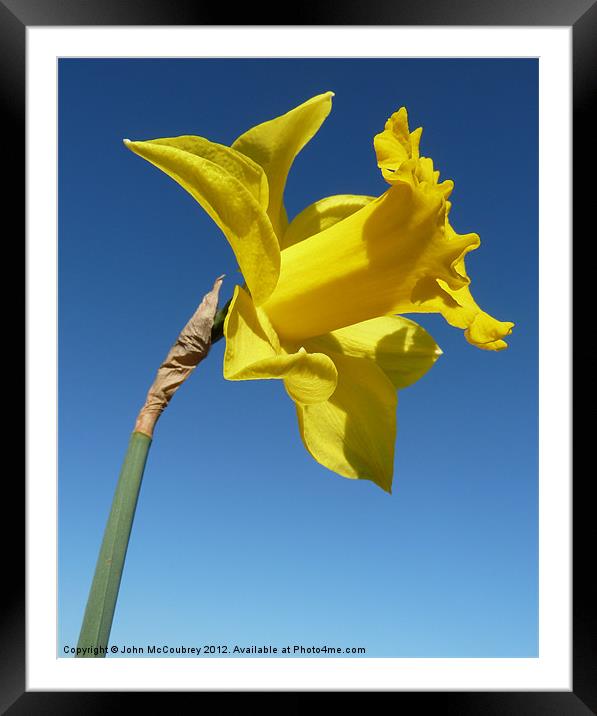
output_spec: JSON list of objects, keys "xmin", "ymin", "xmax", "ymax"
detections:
[
  {"xmin": 76, "ymin": 432, "xmax": 151, "ymax": 657},
  {"xmin": 210, "ymin": 297, "xmax": 231, "ymax": 344}
]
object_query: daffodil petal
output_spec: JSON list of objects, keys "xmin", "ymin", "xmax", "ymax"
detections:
[
  {"xmin": 282, "ymin": 349, "xmax": 338, "ymax": 404},
  {"xmin": 232, "ymin": 92, "xmax": 334, "ymax": 239},
  {"xmin": 282, "ymin": 194, "xmax": 376, "ymax": 249},
  {"xmin": 223, "ymin": 285, "xmax": 280, "ymax": 365},
  {"xmin": 125, "ymin": 139, "xmax": 279, "ymax": 305},
  {"xmin": 223, "ymin": 286, "xmax": 337, "ymax": 404},
  {"xmin": 263, "ymin": 183, "xmax": 479, "ymax": 342},
  {"xmin": 307, "ymin": 315, "xmax": 441, "ymax": 389},
  {"xmin": 295, "ymin": 351, "xmax": 397, "ymax": 493},
  {"xmin": 144, "ymin": 135, "xmax": 269, "ymax": 209}
]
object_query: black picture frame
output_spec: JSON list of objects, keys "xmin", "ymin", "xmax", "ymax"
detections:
[{"xmin": 10, "ymin": 1, "xmax": 590, "ymax": 711}]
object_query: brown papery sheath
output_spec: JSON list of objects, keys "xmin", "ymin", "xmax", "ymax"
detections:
[{"xmin": 134, "ymin": 275, "xmax": 224, "ymax": 438}]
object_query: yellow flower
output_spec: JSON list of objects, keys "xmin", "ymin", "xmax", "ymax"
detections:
[{"xmin": 124, "ymin": 93, "xmax": 513, "ymax": 492}]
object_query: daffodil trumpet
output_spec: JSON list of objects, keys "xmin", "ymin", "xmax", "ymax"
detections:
[{"xmin": 125, "ymin": 91, "xmax": 513, "ymax": 493}]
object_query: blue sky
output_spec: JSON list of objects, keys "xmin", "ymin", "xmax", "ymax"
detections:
[{"xmin": 58, "ymin": 58, "xmax": 538, "ymax": 658}]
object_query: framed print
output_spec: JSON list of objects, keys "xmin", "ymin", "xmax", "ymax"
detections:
[{"xmin": 10, "ymin": 2, "xmax": 590, "ymax": 712}]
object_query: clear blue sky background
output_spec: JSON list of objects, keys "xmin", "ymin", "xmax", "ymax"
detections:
[{"xmin": 58, "ymin": 58, "xmax": 538, "ymax": 658}]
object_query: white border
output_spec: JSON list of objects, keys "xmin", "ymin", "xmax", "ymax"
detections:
[{"xmin": 27, "ymin": 27, "xmax": 572, "ymax": 691}]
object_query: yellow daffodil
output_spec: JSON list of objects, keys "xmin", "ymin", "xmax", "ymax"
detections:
[{"xmin": 125, "ymin": 92, "xmax": 513, "ymax": 492}]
